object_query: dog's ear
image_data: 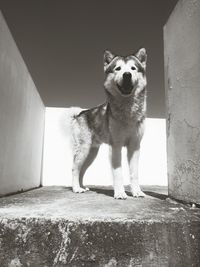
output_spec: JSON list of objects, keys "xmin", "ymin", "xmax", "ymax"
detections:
[
  {"xmin": 135, "ymin": 48, "xmax": 147, "ymax": 68},
  {"xmin": 104, "ymin": 50, "xmax": 115, "ymax": 71}
]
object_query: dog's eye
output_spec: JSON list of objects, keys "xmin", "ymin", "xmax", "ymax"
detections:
[
  {"xmin": 131, "ymin": 66, "xmax": 136, "ymax": 70},
  {"xmin": 115, "ymin": 67, "xmax": 121, "ymax": 71}
]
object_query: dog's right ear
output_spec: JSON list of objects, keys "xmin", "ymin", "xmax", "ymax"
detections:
[
  {"xmin": 104, "ymin": 50, "xmax": 115, "ymax": 71},
  {"xmin": 135, "ymin": 48, "xmax": 147, "ymax": 68}
]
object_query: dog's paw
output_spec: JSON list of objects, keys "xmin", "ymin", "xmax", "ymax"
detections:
[
  {"xmin": 114, "ymin": 191, "xmax": 127, "ymax": 200},
  {"xmin": 84, "ymin": 187, "xmax": 90, "ymax": 191},
  {"xmin": 131, "ymin": 188, "xmax": 146, "ymax": 198},
  {"xmin": 73, "ymin": 187, "xmax": 89, "ymax": 193}
]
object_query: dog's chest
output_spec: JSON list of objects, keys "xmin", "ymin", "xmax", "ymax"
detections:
[
  {"xmin": 109, "ymin": 117, "xmax": 141, "ymax": 144},
  {"xmin": 82, "ymin": 103, "xmax": 144, "ymax": 146}
]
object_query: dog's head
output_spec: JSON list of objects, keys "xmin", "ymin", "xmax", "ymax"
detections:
[{"xmin": 103, "ymin": 48, "xmax": 147, "ymax": 97}]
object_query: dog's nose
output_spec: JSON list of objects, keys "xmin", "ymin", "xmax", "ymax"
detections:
[{"xmin": 123, "ymin": 72, "xmax": 132, "ymax": 80}]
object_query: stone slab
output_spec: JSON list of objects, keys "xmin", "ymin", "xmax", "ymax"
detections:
[{"xmin": 0, "ymin": 186, "xmax": 199, "ymax": 266}]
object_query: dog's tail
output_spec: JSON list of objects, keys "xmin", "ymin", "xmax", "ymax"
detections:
[{"xmin": 59, "ymin": 107, "xmax": 84, "ymax": 150}]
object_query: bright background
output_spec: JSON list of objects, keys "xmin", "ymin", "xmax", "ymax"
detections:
[{"xmin": 42, "ymin": 108, "xmax": 167, "ymax": 187}]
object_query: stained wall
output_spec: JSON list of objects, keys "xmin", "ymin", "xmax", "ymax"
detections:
[{"xmin": 164, "ymin": 0, "xmax": 200, "ymax": 204}]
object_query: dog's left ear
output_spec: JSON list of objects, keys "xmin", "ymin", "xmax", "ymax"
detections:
[
  {"xmin": 135, "ymin": 48, "xmax": 147, "ymax": 68},
  {"xmin": 104, "ymin": 50, "xmax": 115, "ymax": 71}
]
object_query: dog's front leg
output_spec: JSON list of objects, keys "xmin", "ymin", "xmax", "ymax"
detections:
[
  {"xmin": 109, "ymin": 145, "xmax": 127, "ymax": 199},
  {"xmin": 128, "ymin": 146, "xmax": 145, "ymax": 197}
]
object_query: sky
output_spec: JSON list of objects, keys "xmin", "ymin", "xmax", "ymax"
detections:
[{"xmin": 0, "ymin": 0, "xmax": 178, "ymax": 118}]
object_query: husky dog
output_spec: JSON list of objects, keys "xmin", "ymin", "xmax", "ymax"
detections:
[{"xmin": 70, "ymin": 48, "xmax": 147, "ymax": 199}]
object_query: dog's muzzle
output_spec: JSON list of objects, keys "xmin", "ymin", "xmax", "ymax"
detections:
[{"xmin": 117, "ymin": 72, "xmax": 135, "ymax": 95}]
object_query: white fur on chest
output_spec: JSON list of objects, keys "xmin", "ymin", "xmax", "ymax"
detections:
[{"xmin": 108, "ymin": 117, "xmax": 145, "ymax": 146}]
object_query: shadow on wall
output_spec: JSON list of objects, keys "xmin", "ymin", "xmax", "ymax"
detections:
[{"xmin": 42, "ymin": 108, "xmax": 167, "ymax": 187}]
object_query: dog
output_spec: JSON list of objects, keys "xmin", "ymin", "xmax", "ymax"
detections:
[{"xmin": 68, "ymin": 48, "xmax": 147, "ymax": 199}]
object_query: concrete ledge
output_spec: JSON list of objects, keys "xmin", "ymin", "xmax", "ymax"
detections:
[{"xmin": 0, "ymin": 186, "xmax": 200, "ymax": 266}]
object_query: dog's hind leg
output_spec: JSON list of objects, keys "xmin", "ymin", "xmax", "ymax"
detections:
[
  {"xmin": 72, "ymin": 142, "xmax": 99, "ymax": 193},
  {"xmin": 72, "ymin": 142, "xmax": 90, "ymax": 193},
  {"xmin": 79, "ymin": 146, "xmax": 99, "ymax": 189}
]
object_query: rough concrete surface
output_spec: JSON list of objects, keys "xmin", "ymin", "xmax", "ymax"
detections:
[
  {"xmin": 164, "ymin": 0, "xmax": 200, "ymax": 204},
  {"xmin": 0, "ymin": 186, "xmax": 199, "ymax": 266}
]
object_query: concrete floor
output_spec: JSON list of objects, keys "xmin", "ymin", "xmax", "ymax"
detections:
[
  {"xmin": 0, "ymin": 185, "xmax": 197, "ymax": 220},
  {"xmin": 0, "ymin": 186, "xmax": 200, "ymax": 266},
  {"xmin": 0, "ymin": 185, "xmax": 171, "ymax": 220}
]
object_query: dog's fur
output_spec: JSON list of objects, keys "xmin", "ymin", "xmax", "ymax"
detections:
[{"xmin": 69, "ymin": 48, "xmax": 147, "ymax": 199}]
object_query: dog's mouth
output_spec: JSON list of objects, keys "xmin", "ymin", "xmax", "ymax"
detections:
[{"xmin": 117, "ymin": 82, "xmax": 134, "ymax": 95}]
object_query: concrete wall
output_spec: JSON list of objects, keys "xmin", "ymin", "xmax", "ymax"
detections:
[
  {"xmin": 164, "ymin": 0, "xmax": 200, "ymax": 204},
  {"xmin": 42, "ymin": 108, "xmax": 167, "ymax": 187},
  {"xmin": 0, "ymin": 11, "xmax": 45, "ymax": 195}
]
